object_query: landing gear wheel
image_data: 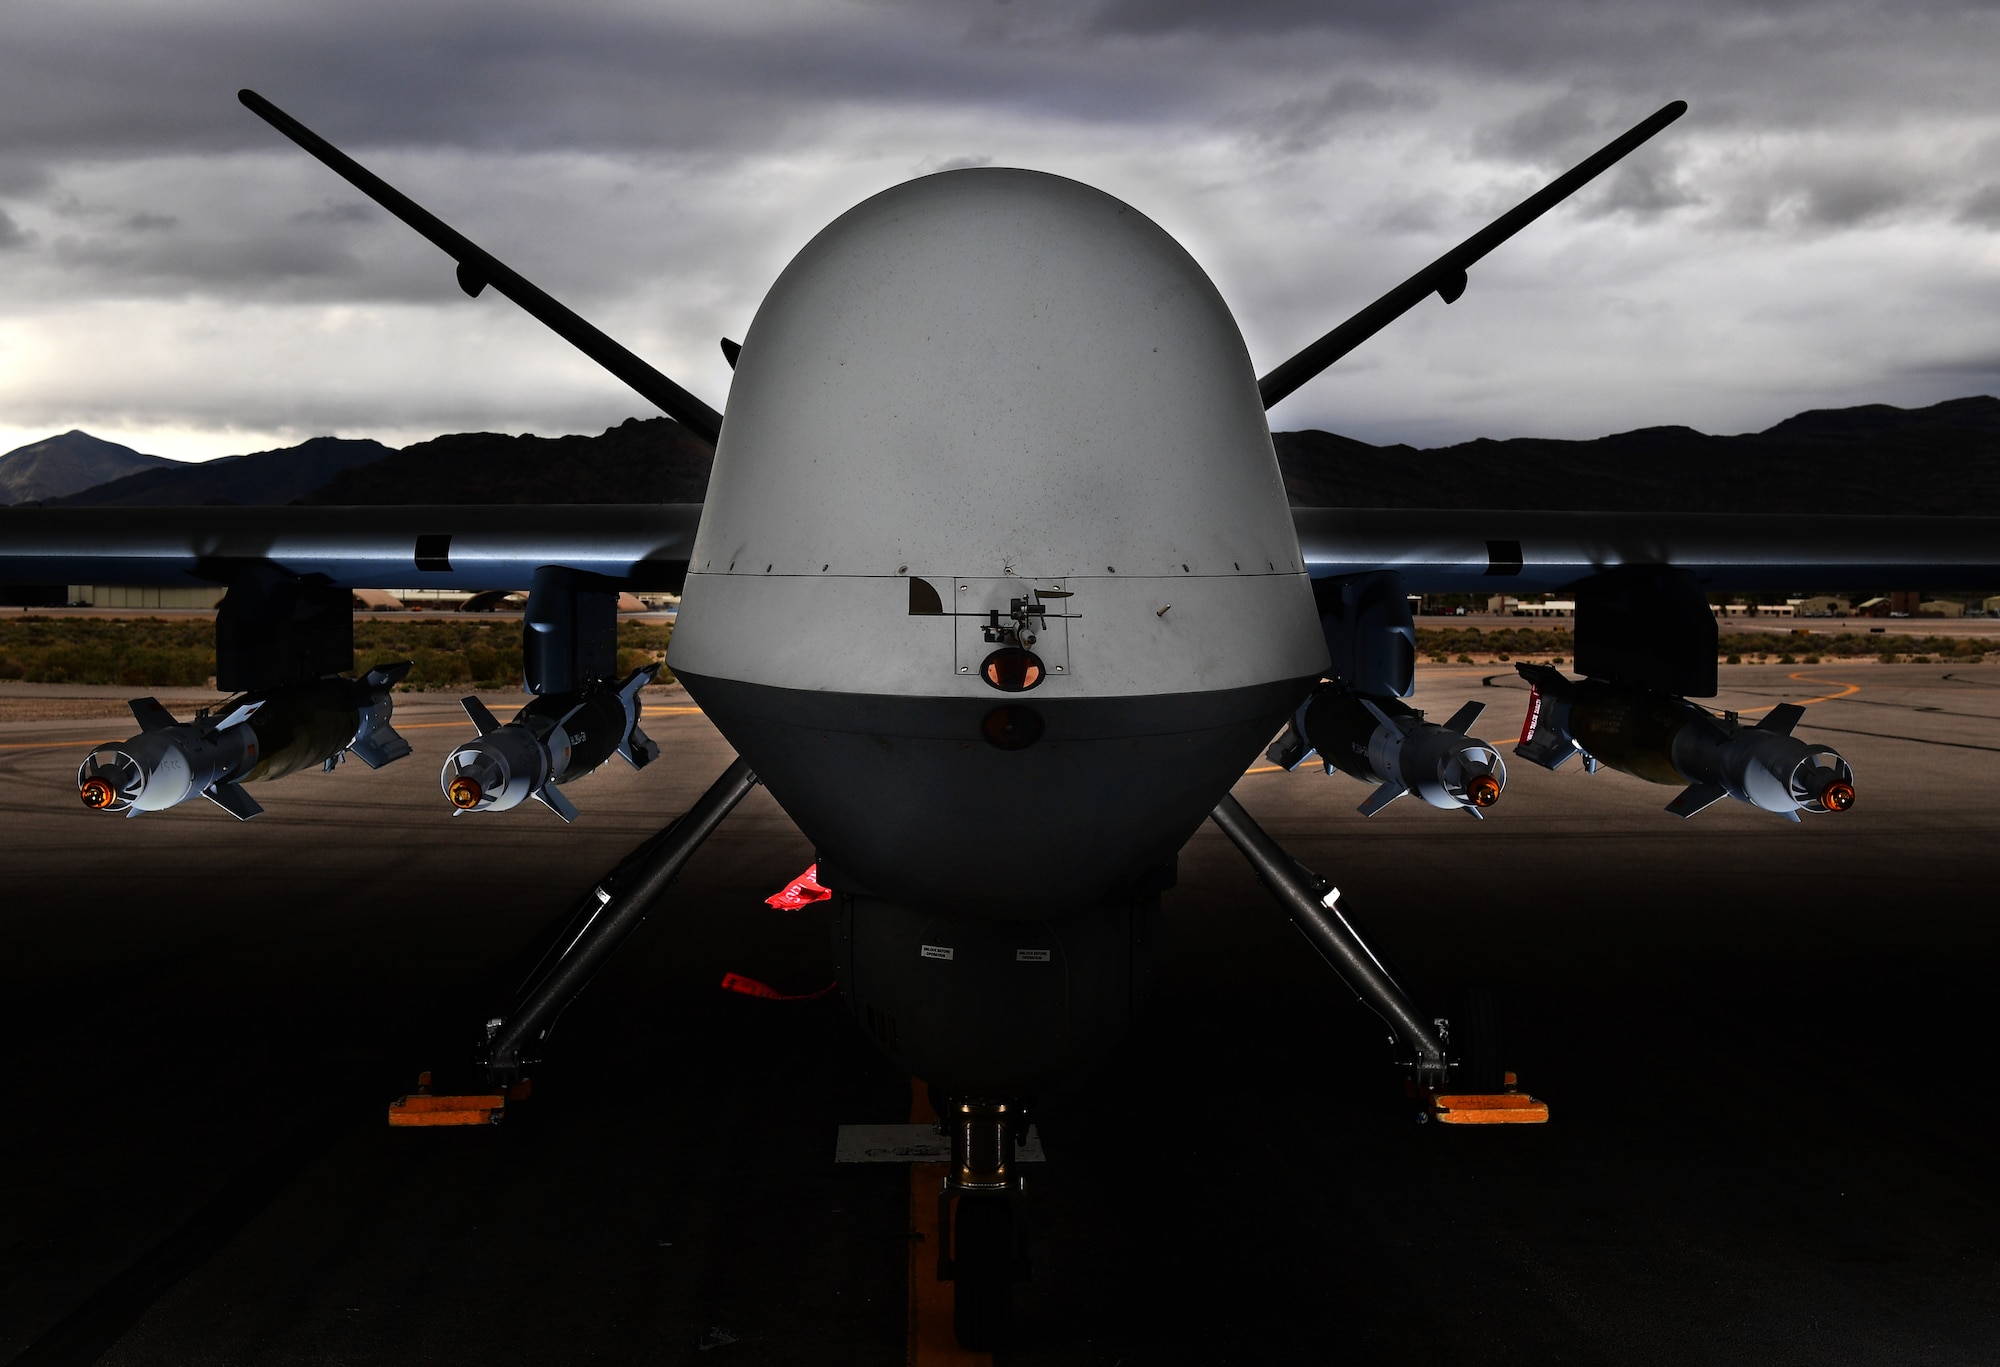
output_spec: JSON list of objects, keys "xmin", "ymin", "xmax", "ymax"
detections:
[
  {"xmin": 1453, "ymin": 984, "xmax": 1506, "ymax": 1093},
  {"xmin": 952, "ymin": 1195, "xmax": 1013, "ymax": 1351}
]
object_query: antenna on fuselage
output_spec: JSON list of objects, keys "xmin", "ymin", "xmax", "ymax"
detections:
[
  {"xmin": 1256, "ymin": 100, "xmax": 1688, "ymax": 411},
  {"xmin": 238, "ymin": 89, "xmax": 724, "ymax": 447}
]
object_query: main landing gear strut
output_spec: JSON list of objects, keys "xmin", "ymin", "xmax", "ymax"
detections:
[
  {"xmin": 389, "ymin": 757, "xmax": 760, "ymax": 1126},
  {"xmin": 1209, "ymin": 794, "xmax": 1547, "ymax": 1124}
]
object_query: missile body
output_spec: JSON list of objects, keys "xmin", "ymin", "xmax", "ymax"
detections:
[
  {"xmin": 77, "ymin": 662, "xmax": 413, "ymax": 820},
  {"xmin": 1514, "ymin": 663, "xmax": 1854, "ymax": 820},
  {"xmin": 1267, "ymin": 688, "xmax": 1506, "ymax": 817},
  {"xmin": 441, "ymin": 664, "xmax": 659, "ymax": 822}
]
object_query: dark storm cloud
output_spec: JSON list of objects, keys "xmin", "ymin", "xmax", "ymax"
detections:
[
  {"xmin": 50, "ymin": 231, "xmax": 366, "ymax": 292},
  {"xmin": 1251, "ymin": 78, "xmax": 1435, "ymax": 156},
  {"xmin": 1959, "ymin": 185, "xmax": 2000, "ymax": 226},
  {"xmin": 1087, "ymin": 0, "xmax": 1458, "ymax": 39},
  {"xmin": 4, "ymin": 0, "xmax": 1998, "ymax": 458},
  {"xmin": 1585, "ymin": 161, "xmax": 1701, "ymax": 220},
  {"xmin": 292, "ymin": 201, "xmax": 377, "ymax": 226},
  {"xmin": 0, "ymin": 2, "xmax": 1199, "ymax": 170},
  {"xmin": 1084, "ymin": 0, "xmax": 2000, "ymax": 159},
  {"xmin": 4, "ymin": 2, "xmax": 1992, "ymax": 214},
  {"xmin": 1793, "ymin": 170, "xmax": 1911, "ymax": 228}
]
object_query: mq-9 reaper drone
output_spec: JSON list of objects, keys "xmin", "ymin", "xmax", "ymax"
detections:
[{"xmin": 8, "ymin": 90, "xmax": 1998, "ymax": 1351}]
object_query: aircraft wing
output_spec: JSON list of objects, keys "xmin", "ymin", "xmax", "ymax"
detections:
[
  {"xmin": 4, "ymin": 502, "xmax": 1994, "ymax": 595},
  {"xmin": 0, "ymin": 504, "xmax": 703, "ymax": 591},
  {"xmin": 1293, "ymin": 508, "xmax": 2000, "ymax": 593}
]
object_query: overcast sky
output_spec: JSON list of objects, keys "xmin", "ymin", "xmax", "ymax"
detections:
[{"xmin": 2, "ymin": 0, "xmax": 1996, "ymax": 462}]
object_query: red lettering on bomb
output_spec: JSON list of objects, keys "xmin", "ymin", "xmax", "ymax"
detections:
[{"xmin": 1520, "ymin": 689, "xmax": 1543, "ymax": 746}]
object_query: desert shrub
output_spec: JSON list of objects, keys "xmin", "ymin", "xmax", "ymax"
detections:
[{"xmin": 0, "ymin": 615, "xmax": 674, "ymax": 688}]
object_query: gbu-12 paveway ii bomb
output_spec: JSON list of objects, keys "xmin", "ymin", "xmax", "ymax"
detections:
[
  {"xmin": 1267, "ymin": 689, "xmax": 1507, "ymax": 818},
  {"xmin": 1513, "ymin": 663, "xmax": 1855, "ymax": 821},
  {"xmin": 76, "ymin": 662, "xmax": 414, "ymax": 820},
  {"xmin": 440, "ymin": 664, "xmax": 660, "ymax": 822}
]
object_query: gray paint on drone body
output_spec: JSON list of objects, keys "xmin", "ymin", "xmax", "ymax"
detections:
[
  {"xmin": 671, "ymin": 168, "xmax": 1324, "ymax": 700},
  {"xmin": 667, "ymin": 170, "xmax": 1327, "ymax": 912}
]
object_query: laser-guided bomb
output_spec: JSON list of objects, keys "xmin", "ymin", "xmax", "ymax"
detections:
[
  {"xmin": 1513, "ymin": 663, "xmax": 1855, "ymax": 820},
  {"xmin": 76, "ymin": 662, "xmax": 413, "ymax": 820},
  {"xmin": 1268, "ymin": 690, "xmax": 1507, "ymax": 817},
  {"xmin": 440, "ymin": 664, "xmax": 659, "ymax": 821}
]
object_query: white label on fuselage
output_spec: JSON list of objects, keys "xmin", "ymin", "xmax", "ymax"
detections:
[
  {"xmin": 1016, "ymin": 948, "xmax": 1052, "ymax": 962},
  {"xmin": 920, "ymin": 944, "xmax": 954, "ymax": 961}
]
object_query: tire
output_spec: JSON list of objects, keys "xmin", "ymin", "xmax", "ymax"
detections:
[
  {"xmin": 952, "ymin": 1196, "xmax": 1013, "ymax": 1351},
  {"xmin": 1453, "ymin": 985, "xmax": 1506, "ymax": 1093}
]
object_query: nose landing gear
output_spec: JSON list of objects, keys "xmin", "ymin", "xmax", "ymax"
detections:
[{"xmin": 933, "ymin": 1095, "xmax": 1032, "ymax": 1351}]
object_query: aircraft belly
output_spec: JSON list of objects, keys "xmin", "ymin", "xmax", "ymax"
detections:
[{"xmin": 677, "ymin": 672, "xmax": 1314, "ymax": 917}]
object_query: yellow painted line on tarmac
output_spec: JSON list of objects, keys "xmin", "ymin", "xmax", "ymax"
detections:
[
  {"xmin": 1737, "ymin": 673, "xmax": 1864, "ymax": 716},
  {"xmin": 906, "ymin": 1082, "xmax": 989, "ymax": 1367},
  {"xmin": 1784, "ymin": 672, "xmax": 1864, "ymax": 704}
]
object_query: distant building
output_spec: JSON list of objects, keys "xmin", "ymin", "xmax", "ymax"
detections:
[
  {"xmin": 1794, "ymin": 596, "xmax": 1848, "ymax": 616},
  {"xmin": 67, "ymin": 584, "xmax": 225, "ymax": 609},
  {"xmin": 1854, "ymin": 597, "xmax": 1891, "ymax": 617},
  {"xmin": 1917, "ymin": 599, "xmax": 1965, "ymax": 618}
]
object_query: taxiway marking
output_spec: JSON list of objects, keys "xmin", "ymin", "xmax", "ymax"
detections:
[
  {"xmin": 1733, "ymin": 673, "xmax": 1864, "ymax": 715},
  {"xmin": 1783, "ymin": 673, "xmax": 1864, "ymax": 704}
]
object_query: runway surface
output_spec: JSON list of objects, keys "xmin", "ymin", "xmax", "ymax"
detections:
[{"xmin": 3, "ymin": 664, "xmax": 1998, "ymax": 1365}]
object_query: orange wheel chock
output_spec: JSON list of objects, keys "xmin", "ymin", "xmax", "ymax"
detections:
[
  {"xmin": 386, "ymin": 1071, "xmax": 532, "ymax": 1128},
  {"xmin": 1422, "ymin": 1071, "xmax": 1550, "ymax": 1125}
]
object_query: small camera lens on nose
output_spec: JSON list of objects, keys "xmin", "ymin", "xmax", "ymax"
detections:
[{"xmin": 980, "ymin": 647, "xmax": 1045, "ymax": 692}]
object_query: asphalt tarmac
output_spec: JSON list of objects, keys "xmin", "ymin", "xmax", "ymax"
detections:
[{"xmin": 3, "ymin": 663, "xmax": 1998, "ymax": 1365}]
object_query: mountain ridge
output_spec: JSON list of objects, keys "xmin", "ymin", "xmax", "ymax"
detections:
[
  {"xmin": 10, "ymin": 395, "xmax": 1996, "ymax": 514},
  {"xmin": 0, "ymin": 432, "xmax": 176, "ymax": 505},
  {"xmin": 1272, "ymin": 395, "xmax": 2000, "ymax": 514},
  {"xmin": 50, "ymin": 436, "xmax": 394, "ymax": 507}
]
